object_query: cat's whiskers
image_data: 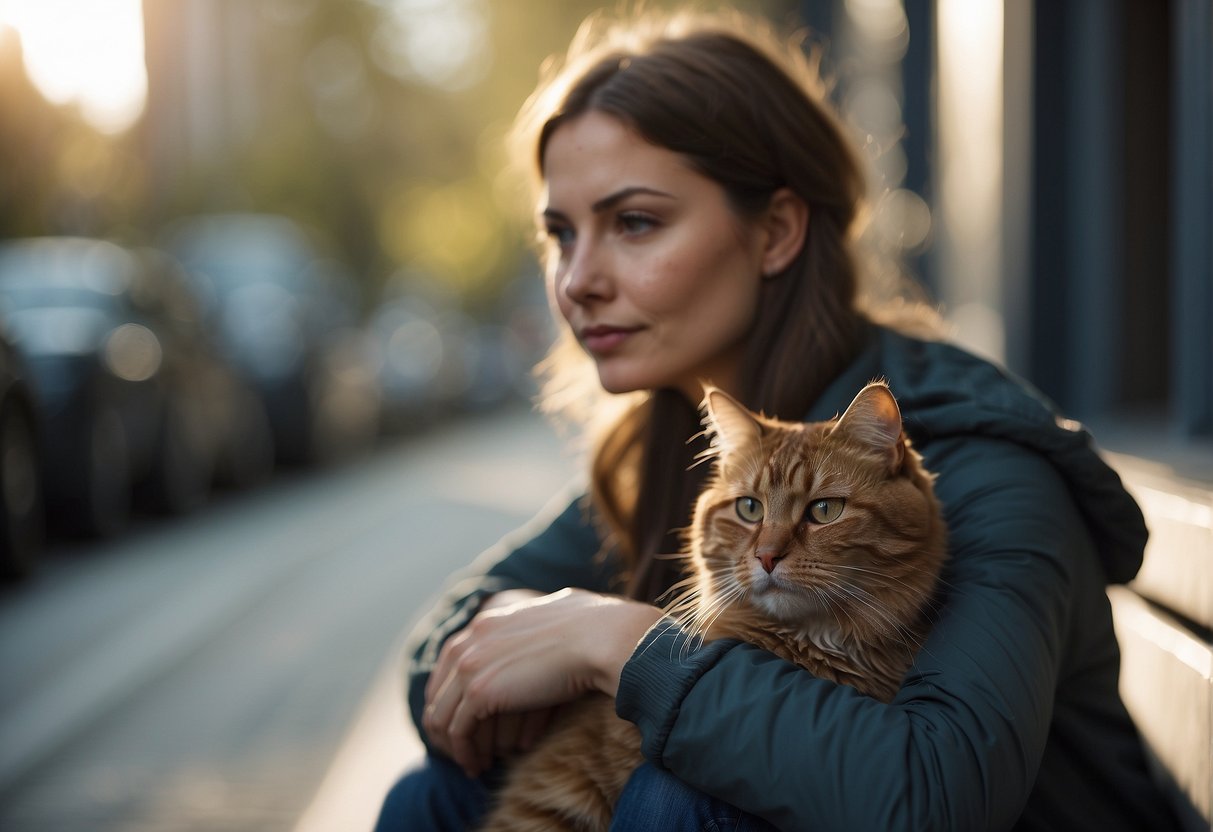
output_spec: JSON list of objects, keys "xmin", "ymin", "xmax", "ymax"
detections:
[
  {"xmin": 678, "ymin": 583, "xmax": 738, "ymax": 633},
  {"xmin": 818, "ymin": 562, "xmax": 931, "ymax": 604},
  {"xmin": 828, "ymin": 561, "xmax": 939, "ymax": 582},
  {"xmin": 809, "ymin": 583, "xmax": 861, "ymax": 640},
  {"xmin": 659, "ymin": 574, "xmax": 704, "ymax": 611},
  {"xmin": 674, "ymin": 583, "xmax": 748, "ymax": 659},
  {"xmin": 666, "ymin": 589, "xmax": 708, "ymax": 620},
  {"xmin": 667, "ymin": 594, "xmax": 714, "ymax": 633},
  {"xmin": 824, "ymin": 581, "xmax": 919, "ymax": 654}
]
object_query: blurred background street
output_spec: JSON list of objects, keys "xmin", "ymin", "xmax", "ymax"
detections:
[{"xmin": 0, "ymin": 404, "xmax": 578, "ymax": 831}]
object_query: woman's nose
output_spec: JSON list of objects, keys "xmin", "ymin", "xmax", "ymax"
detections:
[{"xmin": 561, "ymin": 240, "xmax": 611, "ymax": 304}]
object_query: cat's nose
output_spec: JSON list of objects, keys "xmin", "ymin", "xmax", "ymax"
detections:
[{"xmin": 757, "ymin": 551, "xmax": 784, "ymax": 573}]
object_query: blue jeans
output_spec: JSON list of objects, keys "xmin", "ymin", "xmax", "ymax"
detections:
[{"xmin": 373, "ymin": 755, "xmax": 777, "ymax": 831}]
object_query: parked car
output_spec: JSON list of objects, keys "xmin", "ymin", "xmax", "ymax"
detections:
[
  {"xmin": 366, "ymin": 280, "xmax": 471, "ymax": 430},
  {"xmin": 134, "ymin": 248, "xmax": 275, "ymax": 491},
  {"xmin": 164, "ymin": 214, "xmax": 380, "ymax": 465},
  {"xmin": 0, "ymin": 323, "xmax": 45, "ymax": 579},
  {"xmin": 0, "ymin": 237, "xmax": 256, "ymax": 537},
  {"xmin": 472, "ymin": 271, "xmax": 557, "ymax": 408}
]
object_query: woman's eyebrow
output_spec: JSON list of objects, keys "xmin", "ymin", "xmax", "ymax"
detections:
[
  {"xmin": 591, "ymin": 186, "xmax": 675, "ymax": 213},
  {"xmin": 542, "ymin": 186, "xmax": 676, "ymax": 222}
]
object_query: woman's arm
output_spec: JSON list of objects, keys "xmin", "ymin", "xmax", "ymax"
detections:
[
  {"xmin": 617, "ymin": 437, "xmax": 1087, "ymax": 830},
  {"xmin": 422, "ymin": 587, "xmax": 662, "ymax": 775},
  {"xmin": 403, "ymin": 489, "xmax": 621, "ymax": 756}
]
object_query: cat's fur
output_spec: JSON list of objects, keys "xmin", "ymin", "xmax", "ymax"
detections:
[{"xmin": 479, "ymin": 382, "xmax": 948, "ymax": 831}]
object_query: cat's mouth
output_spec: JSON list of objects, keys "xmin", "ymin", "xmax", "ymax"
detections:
[
  {"xmin": 748, "ymin": 576, "xmax": 821, "ymax": 623},
  {"xmin": 749, "ymin": 567, "xmax": 797, "ymax": 594}
]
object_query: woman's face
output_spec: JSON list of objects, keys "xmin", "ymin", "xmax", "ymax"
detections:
[{"xmin": 540, "ymin": 111, "xmax": 769, "ymax": 401}]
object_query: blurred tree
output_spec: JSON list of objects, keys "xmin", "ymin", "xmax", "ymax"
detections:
[
  {"xmin": 0, "ymin": 27, "xmax": 55, "ymax": 238},
  {"xmin": 5, "ymin": 0, "xmax": 797, "ymax": 310},
  {"xmin": 0, "ymin": 26, "xmax": 146, "ymax": 240}
]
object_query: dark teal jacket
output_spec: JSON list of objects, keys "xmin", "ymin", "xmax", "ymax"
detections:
[{"xmin": 406, "ymin": 326, "xmax": 1177, "ymax": 831}]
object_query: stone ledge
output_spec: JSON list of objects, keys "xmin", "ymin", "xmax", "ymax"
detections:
[
  {"xmin": 1109, "ymin": 587, "xmax": 1212, "ymax": 831},
  {"xmin": 1106, "ymin": 449, "xmax": 1213, "ymax": 832}
]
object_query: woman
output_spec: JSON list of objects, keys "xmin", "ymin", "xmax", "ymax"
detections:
[{"xmin": 375, "ymin": 8, "xmax": 1176, "ymax": 830}]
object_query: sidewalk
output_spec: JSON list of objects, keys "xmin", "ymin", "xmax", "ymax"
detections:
[
  {"xmin": 292, "ymin": 633, "xmax": 424, "ymax": 832},
  {"xmin": 291, "ymin": 407, "xmax": 581, "ymax": 832}
]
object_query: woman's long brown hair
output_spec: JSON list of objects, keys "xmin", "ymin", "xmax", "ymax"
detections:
[{"xmin": 513, "ymin": 10, "xmax": 872, "ymax": 602}]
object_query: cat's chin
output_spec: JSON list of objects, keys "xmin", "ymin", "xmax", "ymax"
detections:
[{"xmin": 748, "ymin": 578, "xmax": 820, "ymax": 623}]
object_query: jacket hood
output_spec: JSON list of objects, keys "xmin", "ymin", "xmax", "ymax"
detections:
[{"xmin": 808, "ymin": 325, "xmax": 1147, "ymax": 585}]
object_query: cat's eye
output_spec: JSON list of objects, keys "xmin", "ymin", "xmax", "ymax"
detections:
[
  {"xmin": 807, "ymin": 498, "xmax": 845, "ymax": 524},
  {"xmin": 735, "ymin": 496, "xmax": 764, "ymax": 523}
]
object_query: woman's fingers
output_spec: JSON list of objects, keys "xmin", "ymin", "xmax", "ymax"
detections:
[
  {"xmin": 476, "ymin": 720, "xmax": 496, "ymax": 775},
  {"xmin": 518, "ymin": 707, "xmax": 555, "ymax": 751},
  {"xmin": 422, "ymin": 652, "xmax": 469, "ymax": 758},
  {"xmin": 446, "ymin": 714, "xmax": 540, "ymax": 779},
  {"xmin": 447, "ymin": 694, "xmax": 492, "ymax": 777},
  {"xmin": 424, "ymin": 587, "xmax": 545, "ymax": 722},
  {"xmin": 425, "ymin": 625, "xmax": 471, "ymax": 710},
  {"xmin": 419, "ymin": 589, "xmax": 662, "ymax": 771},
  {"xmin": 493, "ymin": 712, "xmax": 524, "ymax": 754},
  {"xmin": 423, "ymin": 616, "xmax": 491, "ymax": 757}
]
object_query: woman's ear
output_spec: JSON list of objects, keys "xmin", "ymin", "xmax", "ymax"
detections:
[{"xmin": 760, "ymin": 187, "xmax": 809, "ymax": 276}]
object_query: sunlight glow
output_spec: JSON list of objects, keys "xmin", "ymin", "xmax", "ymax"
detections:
[
  {"xmin": 0, "ymin": 0, "xmax": 147, "ymax": 133},
  {"xmin": 936, "ymin": 0, "xmax": 1005, "ymax": 362},
  {"xmin": 368, "ymin": 0, "xmax": 490, "ymax": 91}
]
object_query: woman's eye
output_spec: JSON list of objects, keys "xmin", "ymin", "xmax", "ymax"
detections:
[
  {"xmin": 735, "ymin": 496, "xmax": 764, "ymax": 523},
  {"xmin": 543, "ymin": 224, "xmax": 574, "ymax": 249},
  {"xmin": 807, "ymin": 498, "xmax": 845, "ymax": 524},
  {"xmin": 618, "ymin": 212, "xmax": 658, "ymax": 235}
]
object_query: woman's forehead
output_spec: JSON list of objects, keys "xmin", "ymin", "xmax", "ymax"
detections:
[{"xmin": 540, "ymin": 113, "xmax": 700, "ymax": 208}]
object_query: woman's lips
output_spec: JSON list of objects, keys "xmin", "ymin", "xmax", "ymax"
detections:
[{"xmin": 579, "ymin": 325, "xmax": 640, "ymax": 354}]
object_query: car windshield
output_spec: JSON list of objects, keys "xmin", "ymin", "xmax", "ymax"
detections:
[
  {"xmin": 0, "ymin": 241, "xmax": 131, "ymax": 313},
  {"xmin": 2, "ymin": 306, "xmax": 114, "ymax": 356},
  {"xmin": 168, "ymin": 221, "xmax": 315, "ymax": 295}
]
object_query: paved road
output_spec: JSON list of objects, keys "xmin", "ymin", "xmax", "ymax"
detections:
[{"xmin": 0, "ymin": 405, "xmax": 579, "ymax": 832}]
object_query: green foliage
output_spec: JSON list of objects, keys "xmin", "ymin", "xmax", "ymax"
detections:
[
  {"xmin": 0, "ymin": 0, "xmax": 797, "ymax": 307},
  {"xmin": 0, "ymin": 28, "xmax": 148, "ymax": 242}
]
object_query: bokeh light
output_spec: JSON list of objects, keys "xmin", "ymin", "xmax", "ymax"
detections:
[{"xmin": 0, "ymin": 0, "xmax": 147, "ymax": 134}]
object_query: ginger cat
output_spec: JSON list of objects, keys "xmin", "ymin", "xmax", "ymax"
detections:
[{"xmin": 480, "ymin": 382, "xmax": 948, "ymax": 831}]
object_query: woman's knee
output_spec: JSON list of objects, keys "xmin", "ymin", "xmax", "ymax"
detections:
[
  {"xmin": 611, "ymin": 763, "xmax": 776, "ymax": 832},
  {"xmin": 373, "ymin": 756, "xmax": 491, "ymax": 832}
]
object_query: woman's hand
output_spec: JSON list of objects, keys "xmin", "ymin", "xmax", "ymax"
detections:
[{"xmin": 422, "ymin": 588, "xmax": 661, "ymax": 777}]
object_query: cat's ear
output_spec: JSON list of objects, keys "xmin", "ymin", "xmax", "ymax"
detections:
[
  {"xmin": 833, "ymin": 382, "xmax": 906, "ymax": 471},
  {"xmin": 703, "ymin": 387, "xmax": 763, "ymax": 456}
]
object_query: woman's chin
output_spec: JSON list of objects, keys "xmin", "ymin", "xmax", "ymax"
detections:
[
  {"xmin": 595, "ymin": 368, "xmax": 701, "ymax": 399},
  {"xmin": 594, "ymin": 368, "xmax": 645, "ymax": 396}
]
